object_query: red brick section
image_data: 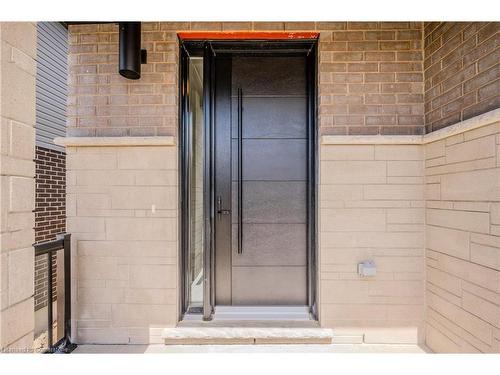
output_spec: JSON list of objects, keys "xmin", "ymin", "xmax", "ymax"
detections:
[
  {"xmin": 68, "ymin": 22, "xmax": 425, "ymax": 136},
  {"xmin": 34, "ymin": 146, "xmax": 66, "ymax": 311},
  {"xmin": 424, "ymin": 22, "xmax": 500, "ymax": 132}
]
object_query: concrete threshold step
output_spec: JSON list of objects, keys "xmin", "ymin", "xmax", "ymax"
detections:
[{"xmin": 162, "ymin": 327, "xmax": 334, "ymax": 345}]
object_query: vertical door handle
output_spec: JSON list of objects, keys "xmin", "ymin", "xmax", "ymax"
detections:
[{"xmin": 237, "ymin": 88, "xmax": 243, "ymax": 254}]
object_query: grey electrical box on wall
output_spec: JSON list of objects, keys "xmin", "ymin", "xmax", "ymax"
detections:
[{"xmin": 358, "ymin": 260, "xmax": 377, "ymax": 277}]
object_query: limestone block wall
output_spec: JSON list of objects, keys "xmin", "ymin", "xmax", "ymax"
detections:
[
  {"xmin": 62, "ymin": 139, "xmax": 178, "ymax": 344},
  {"xmin": 0, "ymin": 22, "xmax": 37, "ymax": 351},
  {"xmin": 319, "ymin": 141, "xmax": 425, "ymax": 343},
  {"xmin": 424, "ymin": 116, "xmax": 500, "ymax": 352}
]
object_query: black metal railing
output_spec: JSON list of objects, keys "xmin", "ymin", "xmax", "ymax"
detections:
[{"xmin": 34, "ymin": 233, "xmax": 76, "ymax": 353}]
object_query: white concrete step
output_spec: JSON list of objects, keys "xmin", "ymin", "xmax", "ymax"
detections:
[{"xmin": 162, "ymin": 327, "xmax": 335, "ymax": 345}]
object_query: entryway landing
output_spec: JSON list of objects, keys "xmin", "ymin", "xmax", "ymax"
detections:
[{"xmin": 161, "ymin": 327, "xmax": 334, "ymax": 345}]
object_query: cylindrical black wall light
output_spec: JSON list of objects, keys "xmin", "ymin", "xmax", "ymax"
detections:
[{"xmin": 119, "ymin": 22, "xmax": 145, "ymax": 79}]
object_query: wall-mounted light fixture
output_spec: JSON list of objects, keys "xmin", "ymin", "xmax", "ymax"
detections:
[{"xmin": 119, "ymin": 22, "xmax": 147, "ymax": 79}]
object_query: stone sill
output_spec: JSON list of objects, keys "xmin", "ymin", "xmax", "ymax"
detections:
[
  {"xmin": 54, "ymin": 136, "xmax": 176, "ymax": 147},
  {"xmin": 322, "ymin": 108, "xmax": 500, "ymax": 145}
]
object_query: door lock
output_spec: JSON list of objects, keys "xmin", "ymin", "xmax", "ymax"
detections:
[{"xmin": 216, "ymin": 196, "xmax": 231, "ymax": 219}]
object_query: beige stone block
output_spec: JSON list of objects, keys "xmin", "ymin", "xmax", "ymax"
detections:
[
  {"xmin": 427, "ymin": 157, "xmax": 496, "ymax": 176},
  {"xmin": 110, "ymin": 186, "xmax": 177, "ymax": 210},
  {"xmin": 470, "ymin": 243, "xmax": 500, "ymax": 270},
  {"xmin": 462, "ymin": 291, "xmax": 500, "ymax": 327},
  {"xmin": 425, "ymin": 322, "xmax": 462, "ymax": 353},
  {"xmin": 4, "ymin": 211, "xmax": 33, "ymax": 232},
  {"xmin": 364, "ymin": 184, "xmax": 423, "ymax": 200},
  {"xmin": 77, "ymin": 193, "xmax": 111, "ymax": 210},
  {"xmin": 426, "ymin": 225, "xmax": 470, "ymax": 260},
  {"xmin": 9, "ymin": 176, "xmax": 34, "ymax": 212},
  {"xmin": 322, "ymin": 231, "xmax": 423, "ymax": 248},
  {"xmin": 425, "ymin": 140, "xmax": 445, "ymax": 160},
  {"xmin": 321, "ymin": 208, "xmax": 385, "ymax": 232},
  {"xmin": 375, "ymin": 145, "xmax": 422, "ymax": 161},
  {"xmin": 134, "ymin": 170, "xmax": 177, "ymax": 186},
  {"xmin": 446, "ymin": 135, "xmax": 496, "ymax": 164},
  {"xmin": 75, "ymin": 170, "xmax": 134, "ymax": 186},
  {"xmin": 426, "ymin": 208, "xmax": 490, "ymax": 233},
  {"xmin": 9, "ymin": 120, "xmax": 34, "ymax": 160},
  {"xmin": 67, "ymin": 153, "xmax": 117, "ymax": 170},
  {"xmin": 375, "ymin": 258, "xmax": 424, "ymax": 273},
  {"xmin": 111, "ymin": 303, "xmax": 177, "ymax": 327},
  {"xmin": 78, "ymin": 303, "xmax": 112, "ymax": 321},
  {"xmin": 8, "ymin": 247, "xmax": 34, "ymax": 305},
  {"xmin": 0, "ymin": 154, "xmax": 35, "ymax": 177},
  {"xmin": 491, "ymin": 204, "xmax": 500, "ymax": 225},
  {"xmin": 430, "ymin": 250, "xmax": 500, "ymax": 293},
  {"xmin": 344, "ymin": 200, "xmax": 410, "ymax": 208},
  {"xmin": 0, "ymin": 297, "xmax": 34, "ymax": 347},
  {"xmin": 464, "ymin": 122, "xmax": 500, "ymax": 141},
  {"xmin": 321, "ymin": 161, "xmax": 386, "ymax": 184},
  {"xmin": 387, "ymin": 208, "xmax": 424, "ymax": 224},
  {"xmin": 462, "ymin": 281, "xmax": 500, "ymax": 305},
  {"xmin": 387, "ymin": 161, "xmax": 423, "ymax": 176},
  {"xmin": 453, "ymin": 201, "xmax": 490, "ymax": 212},
  {"xmin": 320, "ymin": 145, "xmax": 374, "ymax": 160},
  {"xmin": 1, "ymin": 52, "xmax": 36, "ymax": 125},
  {"xmin": 105, "ymin": 217, "xmax": 177, "ymax": 241},
  {"xmin": 67, "ymin": 217, "xmax": 105, "ymax": 233},
  {"xmin": 445, "ymin": 133, "xmax": 464, "ymax": 146},
  {"xmin": 424, "ymin": 183, "xmax": 441, "ymax": 200},
  {"xmin": 427, "ymin": 292, "xmax": 493, "ymax": 345},
  {"xmin": 363, "ymin": 326, "xmax": 421, "ymax": 344},
  {"xmin": 387, "ymin": 176, "xmax": 424, "ymax": 184},
  {"xmin": 78, "ymin": 287, "xmax": 126, "ymax": 304},
  {"xmin": 78, "ymin": 240, "xmax": 176, "ymax": 258},
  {"xmin": 78, "ymin": 257, "xmax": 128, "ymax": 281},
  {"xmin": 320, "ymin": 184, "xmax": 363, "ymax": 201},
  {"xmin": 0, "ymin": 22, "xmax": 37, "ymax": 57},
  {"xmin": 387, "ymin": 224, "xmax": 422, "ymax": 232},
  {"xmin": 441, "ymin": 168, "xmax": 500, "ymax": 201},
  {"xmin": 426, "ymin": 266, "xmax": 462, "ymax": 296},
  {"xmin": 117, "ymin": 147, "xmax": 177, "ymax": 170},
  {"xmin": 320, "ymin": 303, "xmax": 387, "ymax": 321},
  {"xmin": 129, "ymin": 264, "xmax": 177, "ymax": 289},
  {"xmin": 66, "ymin": 193, "xmax": 77, "ymax": 217},
  {"xmin": 9, "ymin": 45, "xmax": 36, "ymax": 75},
  {"xmin": 125, "ymin": 288, "xmax": 176, "ymax": 305},
  {"xmin": 425, "ymin": 156, "xmax": 446, "ymax": 168}
]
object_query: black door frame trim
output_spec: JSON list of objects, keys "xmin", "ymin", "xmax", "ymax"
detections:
[{"xmin": 178, "ymin": 39, "xmax": 319, "ymax": 321}]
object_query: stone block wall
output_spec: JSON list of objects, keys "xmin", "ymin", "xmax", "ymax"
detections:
[
  {"xmin": 424, "ymin": 22, "xmax": 500, "ymax": 132},
  {"xmin": 424, "ymin": 117, "xmax": 500, "ymax": 352},
  {"xmin": 64, "ymin": 141, "xmax": 178, "ymax": 344},
  {"xmin": 0, "ymin": 22, "xmax": 37, "ymax": 351},
  {"xmin": 319, "ymin": 142, "xmax": 425, "ymax": 343}
]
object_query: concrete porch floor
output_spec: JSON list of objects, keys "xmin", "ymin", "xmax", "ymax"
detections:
[{"xmin": 74, "ymin": 343, "xmax": 430, "ymax": 353}]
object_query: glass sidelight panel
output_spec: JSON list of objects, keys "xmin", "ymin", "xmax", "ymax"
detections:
[{"xmin": 186, "ymin": 56, "xmax": 204, "ymax": 309}]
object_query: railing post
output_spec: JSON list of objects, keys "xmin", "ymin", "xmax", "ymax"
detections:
[{"xmin": 47, "ymin": 252, "xmax": 53, "ymax": 348}]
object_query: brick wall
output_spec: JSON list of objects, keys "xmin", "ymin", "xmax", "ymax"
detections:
[
  {"xmin": 68, "ymin": 22, "xmax": 425, "ymax": 137},
  {"xmin": 424, "ymin": 22, "xmax": 500, "ymax": 132},
  {"xmin": 424, "ymin": 118, "xmax": 500, "ymax": 352},
  {"xmin": 34, "ymin": 146, "xmax": 66, "ymax": 311}
]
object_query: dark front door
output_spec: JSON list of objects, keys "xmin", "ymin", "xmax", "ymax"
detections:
[{"xmin": 213, "ymin": 55, "xmax": 309, "ymax": 306}]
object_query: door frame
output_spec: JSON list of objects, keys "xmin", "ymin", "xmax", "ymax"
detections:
[{"xmin": 178, "ymin": 38, "xmax": 319, "ymax": 322}]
